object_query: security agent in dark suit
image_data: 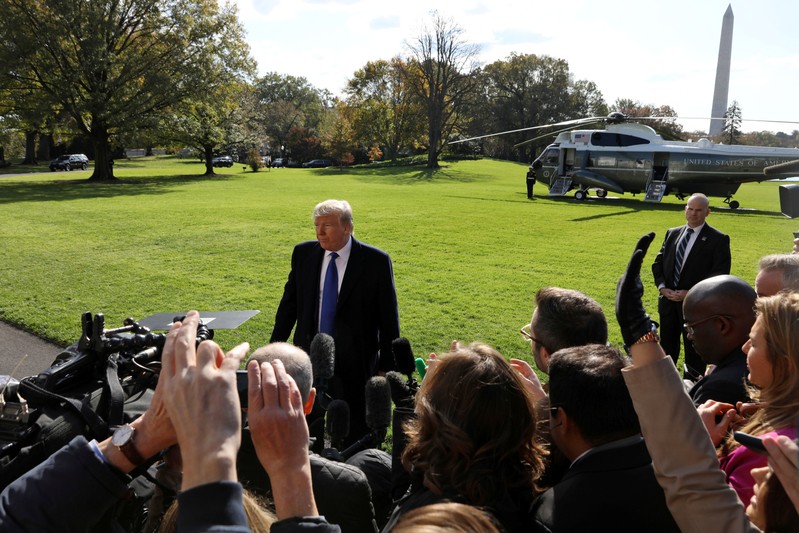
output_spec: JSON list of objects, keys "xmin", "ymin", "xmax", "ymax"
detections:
[
  {"xmin": 270, "ymin": 200, "xmax": 400, "ymax": 446},
  {"xmin": 529, "ymin": 344, "xmax": 680, "ymax": 533},
  {"xmin": 651, "ymin": 193, "xmax": 731, "ymax": 381}
]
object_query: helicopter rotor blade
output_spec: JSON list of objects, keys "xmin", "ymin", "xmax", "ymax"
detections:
[
  {"xmin": 513, "ymin": 124, "xmax": 590, "ymax": 148},
  {"xmin": 448, "ymin": 116, "xmax": 605, "ymax": 144}
]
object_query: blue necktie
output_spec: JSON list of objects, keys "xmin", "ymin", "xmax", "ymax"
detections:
[
  {"xmin": 673, "ymin": 228, "xmax": 694, "ymax": 287},
  {"xmin": 320, "ymin": 252, "xmax": 339, "ymax": 334}
]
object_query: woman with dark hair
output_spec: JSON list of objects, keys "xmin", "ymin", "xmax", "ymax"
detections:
[{"xmin": 384, "ymin": 342, "xmax": 545, "ymax": 532}]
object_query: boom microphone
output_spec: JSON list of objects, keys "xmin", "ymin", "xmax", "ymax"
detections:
[
  {"xmin": 325, "ymin": 399, "xmax": 350, "ymax": 450},
  {"xmin": 340, "ymin": 376, "xmax": 392, "ymax": 459},
  {"xmin": 365, "ymin": 376, "xmax": 392, "ymax": 433},
  {"xmin": 392, "ymin": 337, "xmax": 416, "ymax": 378},
  {"xmin": 386, "ymin": 371, "xmax": 415, "ymax": 409},
  {"xmin": 310, "ymin": 332, "xmax": 336, "ymax": 405}
]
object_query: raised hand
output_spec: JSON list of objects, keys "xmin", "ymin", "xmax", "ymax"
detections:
[{"xmin": 616, "ymin": 232, "xmax": 656, "ymax": 348}]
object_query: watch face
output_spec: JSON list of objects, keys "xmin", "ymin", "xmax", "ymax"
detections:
[{"xmin": 112, "ymin": 424, "xmax": 133, "ymax": 446}]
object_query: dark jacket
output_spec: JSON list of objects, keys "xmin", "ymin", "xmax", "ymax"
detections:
[
  {"xmin": 238, "ymin": 430, "xmax": 378, "ymax": 533},
  {"xmin": 529, "ymin": 437, "xmax": 680, "ymax": 532},
  {"xmin": 0, "ymin": 436, "xmax": 341, "ymax": 533},
  {"xmin": 688, "ymin": 349, "xmax": 749, "ymax": 406},
  {"xmin": 271, "ymin": 237, "xmax": 400, "ymax": 442},
  {"xmin": 652, "ymin": 223, "xmax": 731, "ymax": 291}
]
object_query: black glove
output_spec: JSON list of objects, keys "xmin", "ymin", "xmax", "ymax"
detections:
[{"xmin": 616, "ymin": 232, "xmax": 656, "ymax": 348}]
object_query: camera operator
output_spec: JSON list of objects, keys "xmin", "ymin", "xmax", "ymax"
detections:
[{"xmin": 0, "ymin": 311, "xmax": 340, "ymax": 533}]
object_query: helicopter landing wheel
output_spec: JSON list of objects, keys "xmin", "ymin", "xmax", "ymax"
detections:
[
  {"xmin": 729, "ymin": 200, "xmax": 740, "ymax": 210},
  {"xmin": 596, "ymin": 189, "xmax": 607, "ymax": 198},
  {"xmin": 574, "ymin": 190, "xmax": 587, "ymax": 201}
]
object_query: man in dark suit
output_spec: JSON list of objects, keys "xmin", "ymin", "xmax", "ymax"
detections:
[
  {"xmin": 271, "ymin": 199, "xmax": 400, "ymax": 446},
  {"xmin": 651, "ymin": 193, "xmax": 731, "ymax": 381},
  {"xmin": 682, "ymin": 275, "xmax": 755, "ymax": 407},
  {"xmin": 529, "ymin": 344, "xmax": 679, "ymax": 532}
]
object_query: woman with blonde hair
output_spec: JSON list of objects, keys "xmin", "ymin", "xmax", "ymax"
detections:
[
  {"xmin": 384, "ymin": 342, "xmax": 545, "ymax": 532},
  {"xmin": 713, "ymin": 292, "xmax": 799, "ymax": 506}
]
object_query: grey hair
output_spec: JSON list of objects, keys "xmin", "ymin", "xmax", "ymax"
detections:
[
  {"xmin": 758, "ymin": 254, "xmax": 799, "ymax": 292},
  {"xmin": 248, "ymin": 343, "xmax": 313, "ymax": 405},
  {"xmin": 313, "ymin": 199, "xmax": 353, "ymax": 228}
]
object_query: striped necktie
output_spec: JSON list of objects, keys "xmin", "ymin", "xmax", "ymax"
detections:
[{"xmin": 673, "ymin": 228, "xmax": 694, "ymax": 287}]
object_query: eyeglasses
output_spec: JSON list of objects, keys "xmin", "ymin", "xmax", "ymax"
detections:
[
  {"xmin": 683, "ymin": 315, "xmax": 732, "ymax": 336},
  {"xmin": 520, "ymin": 324, "xmax": 546, "ymax": 348}
]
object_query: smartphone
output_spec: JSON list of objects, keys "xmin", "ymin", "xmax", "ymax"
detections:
[
  {"xmin": 236, "ymin": 370, "xmax": 248, "ymax": 408},
  {"xmin": 733, "ymin": 431, "xmax": 767, "ymax": 455}
]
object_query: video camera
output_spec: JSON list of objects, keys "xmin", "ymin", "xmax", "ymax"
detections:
[{"xmin": 0, "ymin": 310, "xmax": 258, "ymax": 467}]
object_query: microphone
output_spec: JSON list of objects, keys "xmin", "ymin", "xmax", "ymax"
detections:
[
  {"xmin": 325, "ymin": 399, "xmax": 350, "ymax": 451},
  {"xmin": 415, "ymin": 357, "xmax": 427, "ymax": 379},
  {"xmin": 385, "ymin": 371, "xmax": 415, "ymax": 409},
  {"xmin": 310, "ymin": 332, "xmax": 335, "ymax": 408},
  {"xmin": 392, "ymin": 337, "xmax": 416, "ymax": 378},
  {"xmin": 341, "ymin": 376, "xmax": 392, "ymax": 459},
  {"xmin": 365, "ymin": 376, "xmax": 392, "ymax": 433}
]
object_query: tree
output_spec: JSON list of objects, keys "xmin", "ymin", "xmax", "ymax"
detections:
[
  {"xmin": 403, "ymin": 11, "xmax": 480, "ymax": 168},
  {"xmin": 344, "ymin": 58, "xmax": 425, "ymax": 161},
  {"xmin": 0, "ymin": 0, "xmax": 253, "ymax": 181},
  {"xmin": 319, "ymin": 102, "xmax": 356, "ymax": 166},
  {"xmin": 469, "ymin": 53, "xmax": 604, "ymax": 161},
  {"xmin": 723, "ymin": 100, "xmax": 742, "ymax": 144},
  {"xmin": 612, "ymin": 99, "xmax": 684, "ymax": 140},
  {"xmin": 254, "ymin": 73, "xmax": 329, "ymax": 156}
]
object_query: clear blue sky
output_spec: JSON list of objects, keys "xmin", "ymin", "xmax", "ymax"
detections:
[{"xmin": 233, "ymin": 0, "xmax": 799, "ymax": 134}]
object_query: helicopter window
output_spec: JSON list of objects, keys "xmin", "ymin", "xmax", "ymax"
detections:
[
  {"xmin": 543, "ymin": 149, "xmax": 559, "ymax": 164},
  {"xmin": 590, "ymin": 132, "xmax": 650, "ymax": 147}
]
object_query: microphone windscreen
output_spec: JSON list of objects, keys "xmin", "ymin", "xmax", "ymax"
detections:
[
  {"xmin": 326, "ymin": 399, "xmax": 350, "ymax": 442},
  {"xmin": 310, "ymin": 332, "xmax": 336, "ymax": 386},
  {"xmin": 392, "ymin": 337, "xmax": 416, "ymax": 377},
  {"xmin": 365, "ymin": 376, "xmax": 392, "ymax": 431},
  {"xmin": 385, "ymin": 371, "xmax": 411, "ymax": 407},
  {"xmin": 415, "ymin": 357, "xmax": 427, "ymax": 379}
]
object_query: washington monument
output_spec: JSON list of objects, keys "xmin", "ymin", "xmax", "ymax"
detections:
[{"xmin": 709, "ymin": 4, "xmax": 734, "ymax": 137}]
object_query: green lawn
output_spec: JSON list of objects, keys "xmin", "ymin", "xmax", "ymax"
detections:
[{"xmin": 0, "ymin": 156, "xmax": 795, "ymax": 378}]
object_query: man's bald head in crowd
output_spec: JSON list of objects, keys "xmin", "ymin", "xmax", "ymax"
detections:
[
  {"xmin": 248, "ymin": 342, "xmax": 314, "ymax": 406},
  {"xmin": 682, "ymin": 275, "xmax": 756, "ymax": 365}
]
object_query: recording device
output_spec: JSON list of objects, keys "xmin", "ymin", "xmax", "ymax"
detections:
[
  {"xmin": 0, "ymin": 310, "xmax": 259, "ymax": 461},
  {"xmin": 733, "ymin": 431, "xmax": 767, "ymax": 455},
  {"xmin": 310, "ymin": 332, "xmax": 336, "ymax": 409},
  {"xmin": 415, "ymin": 358, "xmax": 427, "ymax": 379},
  {"xmin": 325, "ymin": 399, "xmax": 350, "ymax": 450},
  {"xmin": 390, "ymin": 337, "xmax": 419, "ymax": 404},
  {"xmin": 793, "ymin": 231, "xmax": 799, "ymax": 239},
  {"xmin": 340, "ymin": 376, "xmax": 391, "ymax": 459},
  {"xmin": 237, "ymin": 370, "xmax": 249, "ymax": 408}
]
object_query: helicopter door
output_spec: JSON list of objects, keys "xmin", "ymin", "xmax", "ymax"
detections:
[
  {"xmin": 645, "ymin": 152, "xmax": 670, "ymax": 202},
  {"xmin": 653, "ymin": 152, "xmax": 669, "ymax": 180},
  {"xmin": 564, "ymin": 148, "xmax": 576, "ymax": 175}
]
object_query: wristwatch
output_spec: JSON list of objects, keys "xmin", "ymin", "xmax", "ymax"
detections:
[
  {"xmin": 111, "ymin": 424, "xmax": 145, "ymax": 466},
  {"xmin": 633, "ymin": 323, "xmax": 660, "ymax": 346}
]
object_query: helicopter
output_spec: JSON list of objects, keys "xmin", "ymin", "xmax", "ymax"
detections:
[{"xmin": 455, "ymin": 112, "xmax": 799, "ymax": 209}]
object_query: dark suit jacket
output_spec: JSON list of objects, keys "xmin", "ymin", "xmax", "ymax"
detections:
[
  {"xmin": 652, "ymin": 223, "xmax": 731, "ymax": 291},
  {"xmin": 688, "ymin": 349, "xmax": 749, "ymax": 406},
  {"xmin": 271, "ymin": 237, "xmax": 400, "ymax": 438},
  {"xmin": 529, "ymin": 438, "xmax": 680, "ymax": 532}
]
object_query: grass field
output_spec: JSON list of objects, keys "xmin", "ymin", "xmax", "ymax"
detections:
[{"xmin": 0, "ymin": 156, "xmax": 796, "ymax": 378}]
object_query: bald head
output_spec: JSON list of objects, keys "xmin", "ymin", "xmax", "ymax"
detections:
[
  {"xmin": 248, "ymin": 343, "xmax": 314, "ymax": 405},
  {"xmin": 683, "ymin": 275, "xmax": 756, "ymax": 363}
]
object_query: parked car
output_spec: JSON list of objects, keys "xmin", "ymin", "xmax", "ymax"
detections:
[
  {"xmin": 303, "ymin": 159, "xmax": 332, "ymax": 168},
  {"xmin": 49, "ymin": 154, "xmax": 89, "ymax": 171},
  {"xmin": 212, "ymin": 155, "xmax": 234, "ymax": 167},
  {"xmin": 272, "ymin": 157, "xmax": 287, "ymax": 167}
]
